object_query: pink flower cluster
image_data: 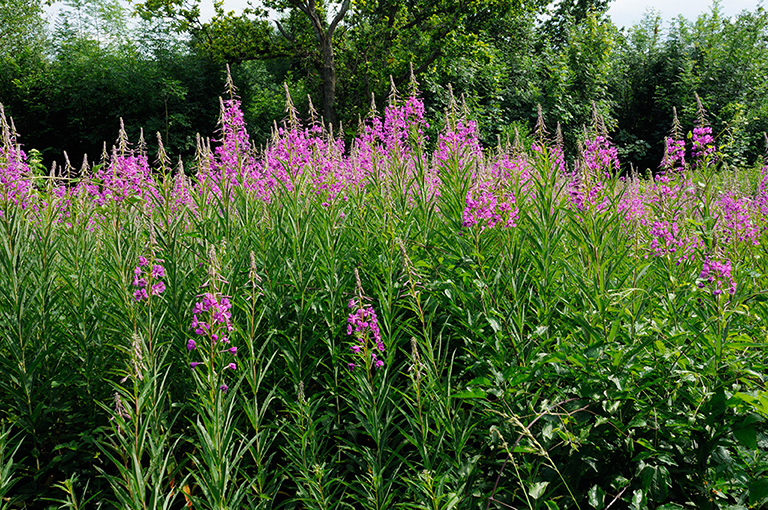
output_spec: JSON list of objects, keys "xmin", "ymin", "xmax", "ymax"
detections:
[
  {"xmin": 565, "ymin": 133, "xmax": 620, "ymax": 213},
  {"xmin": 692, "ymin": 125, "xmax": 716, "ymax": 164},
  {"xmin": 197, "ymin": 99, "xmax": 260, "ymax": 200},
  {"xmin": 0, "ymin": 108, "xmax": 34, "ymax": 214},
  {"xmin": 132, "ymin": 256, "xmax": 166, "ymax": 301},
  {"xmin": 647, "ymin": 219, "xmax": 702, "ymax": 263},
  {"xmin": 188, "ymin": 292, "xmax": 234, "ymax": 342},
  {"xmin": 698, "ymin": 257, "xmax": 736, "ymax": 296},
  {"xmin": 75, "ymin": 125, "xmax": 159, "ymax": 207},
  {"xmin": 715, "ymin": 193, "xmax": 759, "ymax": 246},
  {"xmin": 660, "ymin": 137, "xmax": 686, "ymax": 171},
  {"xmin": 435, "ymin": 119, "xmax": 482, "ymax": 168},
  {"xmin": 347, "ymin": 298, "xmax": 384, "ymax": 370},
  {"xmin": 186, "ymin": 292, "xmax": 237, "ymax": 391},
  {"xmin": 583, "ymin": 135, "xmax": 620, "ymax": 179},
  {"xmin": 2, "ymin": 87, "xmax": 765, "ymax": 310},
  {"xmin": 462, "ymin": 182, "xmax": 519, "ymax": 230}
]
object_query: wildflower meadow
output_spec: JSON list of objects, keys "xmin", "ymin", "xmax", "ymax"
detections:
[{"xmin": 0, "ymin": 76, "xmax": 767, "ymax": 509}]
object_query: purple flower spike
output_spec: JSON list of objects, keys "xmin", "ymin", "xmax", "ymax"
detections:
[
  {"xmin": 186, "ymin": 339, "xmax": 197, "ymax": 350},
  {"xmin": 151, "ymin": 281, "xmax": 166, "ymax": 295},
  {"xmin": 692, "ymin": 125, "xmax": 715, "ymax": 163},
  {"xmin": 152, "ymin": 265, "xmax": 166, "ymax": 278},
  {"xmin": 138, "ymin": 256, "xmax": 149, "ymax": 267}
]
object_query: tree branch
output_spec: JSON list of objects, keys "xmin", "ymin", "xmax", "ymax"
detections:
[
  {"xmin": 274, "ymin": 19, "xmax": 295, "ymax": 44},
  {"xmin": 396, "ymin": 11, "xmax": 458, "ymax": 86},
  {"xmin": 328, "ymin": 0, "xmax": 351, "ymax": 38}
]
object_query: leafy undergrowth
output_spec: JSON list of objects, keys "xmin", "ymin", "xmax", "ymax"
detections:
[{"xmin": 0, "ymin": 84, "xmax": 767, "ymax": 509}]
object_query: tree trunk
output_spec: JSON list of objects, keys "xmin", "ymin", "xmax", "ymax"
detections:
[
  {"xmin": 287, "ymin": 0, "xmax": 349, "ymax": 128},
  {"xmin": 320, "ymin": 34, "xmax": 338, "ymax": 126}
]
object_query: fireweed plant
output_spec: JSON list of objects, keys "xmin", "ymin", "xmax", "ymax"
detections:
[{"xmin": 0, "ymin": 76, "xmax": 768, "ymax": 509}]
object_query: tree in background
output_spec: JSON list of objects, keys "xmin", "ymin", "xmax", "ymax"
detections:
[
  {"xmin": 336, "ymin": 0, "xmax": 552, "ymax": 130},
  {"xmin": 3, "ymin": 0, "xmax": 768, "ymax": 171},
  {"xmin": 542, "ymin": 0, "xmax": 613, "ymax": 46},
  {"xmin": 268, "ymin": 0, "xmax": 350, "ymax": 125},
  {"xmin": 135, "ymin": 0, "xmax": 348, "ymax": 124},
  {"xmin": 610, "ymin": 4, "xmax": 768, "ymax": 170},
  {"xmin": 543, "ymin": 9, "xmax": 618, "ymax": 155},
  {"xmin": 1, "ymin": 0, "xmax": 224, "ymax": 166},
  {"xmin": 0, "ymin": 0, "xmax": 50, "ymax": 143},
  {"xmin": 135, "ymin": 0, "xmax": 552, "ymax": 130},
  {"xmin": 0, "ymin": 0, "xmax": 49, "ymax": 60}
]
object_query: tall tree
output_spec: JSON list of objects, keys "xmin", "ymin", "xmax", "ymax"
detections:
[
  {"xmin": 338, "ymin": 0, "xmax": 550, "ymax": 122},
  {"xmin": 135, "ymin": 0, "xmax": 554, "ymax": 127},
  {"xmin": 267, "ymin": 0, "xmax": 350, "ymax": 125},
  {"xmin": 136, "ymin": 0, "xmax": 347, "ymax": 124},
  {"xmin": 543, "ymin": 0, "xmax": 613, "ymax": 46},
  {"xmin": 0, "ymin": 0, "xmax": 48, "ymax": 60}
]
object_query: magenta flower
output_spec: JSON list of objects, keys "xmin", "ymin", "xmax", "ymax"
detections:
[
  {"xmin": 660, "ymin": 136, "xmax": 686, "ymax": 171},
  {"xmin": 186, "ymin": 339, "xmax": 197, "ymax": 350},
  {"xmin": 692, "ymin": 125, "xmax": 715, "ymax": 164},
  {"xmin": 347, "ymin": 295, "xmax": 385, "ymax": 371},
  {"xmin": 186, "ymin": 289, "xmax": 239, "ymax": 391},
  {"xmin": 191, "ymin": 293, "xmax": 233, "ymax": 332},
  {"xmin": 698, "ymin": 257, "xmax": 736, "ymax": 296},
  {"xmin": 132, "ymin": 257, "xmax": 165, "ymax": 302},
  {"xmin": 151, "ymin": 281, "xmax": 166, "ymax": 296},
  {"xmin": 190, "ymin": 315, "xmax": 208, "ymax": 335}
]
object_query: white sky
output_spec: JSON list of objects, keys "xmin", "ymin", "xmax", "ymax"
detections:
[
  {"xmin": 199, "ymin": 0, "xmax": 766, "ymax": 26},
  {"xmin": 44, "ymin": 0, "xmax": 765, "ymax": 31},
  {"xmin": 607, "ymin": 0, "xmax": 763, "ymax": 28}
]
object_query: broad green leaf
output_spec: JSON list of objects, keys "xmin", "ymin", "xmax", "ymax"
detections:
[
  {"xmin": 640, "ymin": 464, "xmax": 670, "ymax": 502},
  {"xmin": 749, "ymin": 478, "xmax": 768, "ymax": 506},
  {"xmin": 453, "ymin": 389, "xmax": 486, "ymax": 399},
  {"xmin": 588, "ymin": 484, "xmax": 605, "ymax": 509},
  {"xmin": 529, "ymin": 481, "xmax": 549, "ymax": 500},
  {"xmin": 733, "ymin": 424, "xmax": 757, "ymax": 450},
  {"xmin": 630, "ymin": 488, "xmax": 647, "ymax": 510}
]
